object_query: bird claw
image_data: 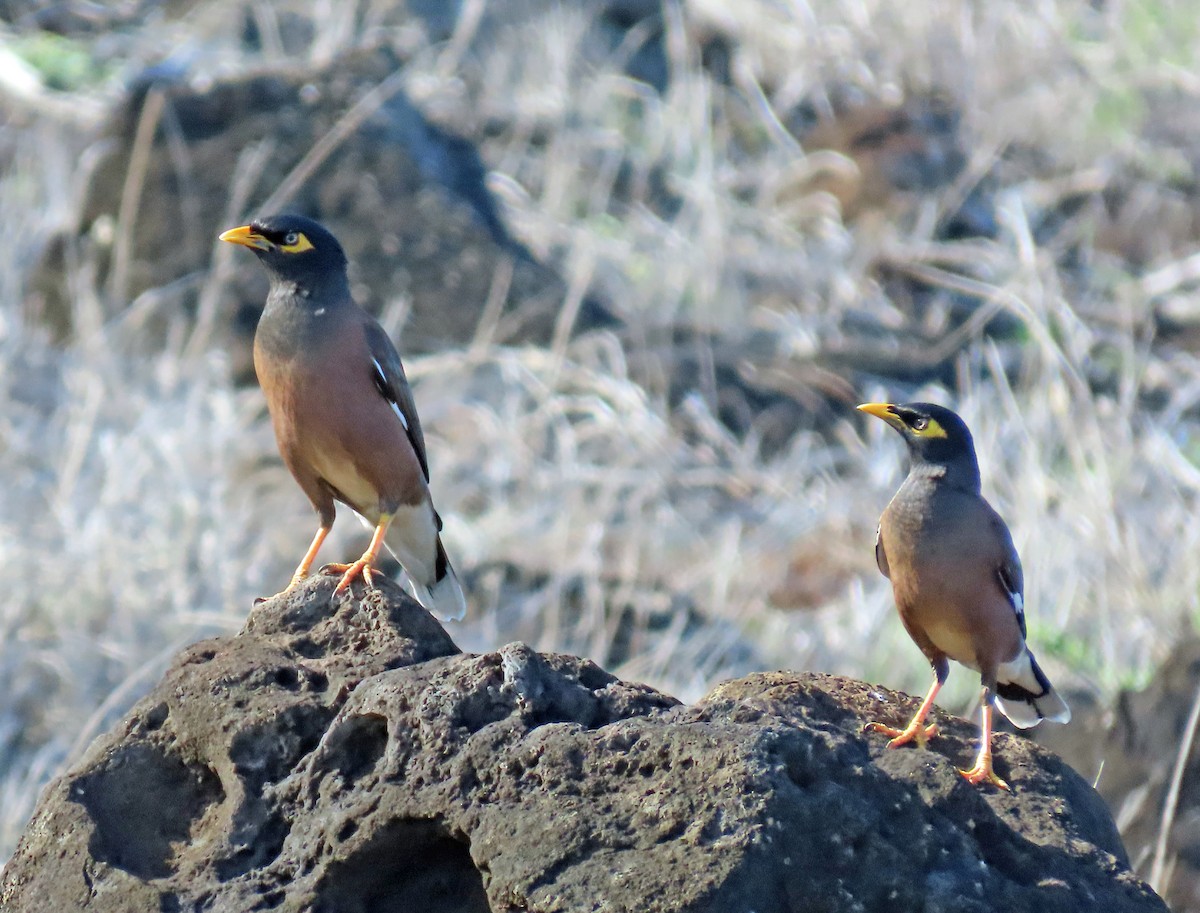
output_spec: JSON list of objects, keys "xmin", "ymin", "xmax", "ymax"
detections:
[
  {"xmin": 321, "ymin": 560, "xmax": 378, "ymax": 596},
  {"xmin": 865, "ymin": 720, "xmax": 939, "ymax": 750},
  {"xmin": 958, "ymin": 760, "xmax": 1010, "ymax": 791}
]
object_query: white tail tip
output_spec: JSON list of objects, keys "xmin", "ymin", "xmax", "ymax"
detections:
[
  {"xmin": 994, "ymin": 648, "xmax": 1071, "ymax": 728},
  {"xmin": 408, "ymin": 563, "xmax": 467, "ymax": 622}
]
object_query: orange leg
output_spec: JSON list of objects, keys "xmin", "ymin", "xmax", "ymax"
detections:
[
  {"xmin": 321, "ymin": 513, "xmax": 392, "ymax": 596},
  {"xmin": 256, "ymin": 525, "xmax": 331, "ymax": 603},
  {"xmin": 292, "ymin": 525, "xmax": 331, "ymax": 585},
  {"xmin": 959, "ymin": 698, "xmax": 1010, "ymax": 790},
  {"xmin": 866, "ymin": 673, "xmax": 942, "ymax": 749}
]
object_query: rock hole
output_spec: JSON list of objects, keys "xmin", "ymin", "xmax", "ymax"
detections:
[
  {"xmin": 215, "ymin": 810, "xmax": 290, "ymax": 881},
  {"xmin": 230, "ymin": 704, "xmax": 333, "ymax": 792},
  {"xmin": 72, "ymin": 743, "xmax": 223, "ymax": 880},
  {"xmin": 784, "ymin": 756, "xmax": 816, "ymax": 790},
  {"xmin": 323, "ymin": 714, "xmax": 389, "ymax": 784},
  {"xmin": 312, "ymin": 819, "xmax": 487, "ymax": 913},
  {"xmin": 138, "ymin": 702, "xmax": 169, "ymax": 733},
  {"xmin": 291, "ymin": 637, "xmax": 323, "ymax": 659}
]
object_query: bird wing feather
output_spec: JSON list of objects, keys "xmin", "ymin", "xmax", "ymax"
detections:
[
  {"xmin": 874, "ymin": 525, "xmax": 890, "ymax": 579},
  {"xmin": 364, "ymin": 320, "xmax": 430, "ymax": 482},
  {"xmin": 991, "ymin": 513, "xmax": 1026, "ymax": 640}
]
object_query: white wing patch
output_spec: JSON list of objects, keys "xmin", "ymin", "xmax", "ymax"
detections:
[
  {"xmin": 997, "ymin": 566, "xmax": 1023, "ymax": 618},
  {"xmin": 388, "ymin": 400, "xmax": 409, "ymax": 431},
  {"xmin": 372, "ymin": 357, "xmax": 409, "ymax": 431}
]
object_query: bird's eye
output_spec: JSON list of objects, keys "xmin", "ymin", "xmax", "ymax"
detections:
[
  {"xmin": 912, "ymin": 417, "xmax": 929, "ymax": 431},
  {"xmin": 284, "ymin": 232, "xmax": 299, "ymax": 246}
]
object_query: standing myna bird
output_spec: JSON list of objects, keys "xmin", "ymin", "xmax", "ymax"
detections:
[
  {"xmin": 219, "ymin": 214, "xmax": 466, "ymax": 621},
  {"xmin": 858, "ymin": 402, "xmax": 1068, "ymax": 789}
]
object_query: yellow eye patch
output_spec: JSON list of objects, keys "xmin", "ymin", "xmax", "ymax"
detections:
[
  {"xmin": 280, "ymin": 232, "xmax": 315, "ymax": 253},
  {"xmin": 912, "ymin": 418, "xmax": 948, "ymax": 438}
]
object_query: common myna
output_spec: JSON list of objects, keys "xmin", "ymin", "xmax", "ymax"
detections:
[
  {"xmin": 219, "ymin": 214, "xmax": 467, "ymax": 621},
  {"xmin": 858, "ymin": 402, "xmax": 1068, "ymax": 789}
]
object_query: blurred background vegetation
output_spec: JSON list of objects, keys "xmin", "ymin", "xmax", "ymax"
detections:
[{"xmin": 3, "ymin": 0, "xmax": 1200, "ymax": 905}]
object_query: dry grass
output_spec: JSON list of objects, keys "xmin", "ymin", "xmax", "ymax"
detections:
[{"xmin": 3, "ymin": 0, "xmax": 1200, "ymax": 877}]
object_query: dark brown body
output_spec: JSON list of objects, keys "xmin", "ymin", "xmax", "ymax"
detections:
[
  {"xmin": 254, "ymin": 307, "xmax": 429, "ymax": 527},
  {"xmin": 877, "ymin": 469, "xmax": 1023, "ymax": 684},
  {"xmin": 253, "ymin": 281, "xmax": 443, "ymax": 589}
]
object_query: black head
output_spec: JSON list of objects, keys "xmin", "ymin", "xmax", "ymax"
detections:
[
  {"xmin": 219, "ymin": 213, "xmax": 348, "ymax": 286},
  {"xmin": 857, "ymin": 401, "xmax": 981, "ymax": 481}
]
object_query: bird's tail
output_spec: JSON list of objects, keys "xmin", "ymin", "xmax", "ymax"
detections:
[
  {"xmin": 994, "ymin": 648, "xmax": 1070, "ymax": 728},
  {"xmin": 392, "ymin": 536, "xmax": 467, "ymax": 622},
  {"xmin": 365, "ymin": 508, "xmax": 468, "ymax": 622}
]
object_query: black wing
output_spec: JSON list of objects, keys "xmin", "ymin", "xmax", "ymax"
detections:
[
  {"xmin": 992, "ymin": 514, "xmax": 1026, "ymax": 640},
  {"xmin": 364, "ymin": 320, "xmax": 430, "ymax": 482}
]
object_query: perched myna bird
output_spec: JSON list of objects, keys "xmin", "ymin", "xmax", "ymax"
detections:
[
  {"xmin": 219, "ymin": 214, "xmax": 466, "ymax": 621},
  {"xmin": 858, "ymin": 402, "xmax": 1068, "ymax": 789}
]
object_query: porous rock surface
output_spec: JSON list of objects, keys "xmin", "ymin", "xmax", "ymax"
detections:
[{"xmin": 0, "ymin": 577, "xmax": 1167, "ymax": 912}]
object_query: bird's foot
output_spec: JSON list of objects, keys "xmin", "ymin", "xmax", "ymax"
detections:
[
  {"xmin": 865, "ymin": 719, "xmax": 940, "ymax": 750},
  {"xmin": 958, "ymin": 756, "xmax": 1010, "ymax": 791},
  {"xmin": 321, "ymin": 559, "xmax": 378, "ymax": 597}
]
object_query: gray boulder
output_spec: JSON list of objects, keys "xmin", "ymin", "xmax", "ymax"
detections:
[{"xmin": 0, "ymin": 577, "xmax": 1166, "ymax": 912}]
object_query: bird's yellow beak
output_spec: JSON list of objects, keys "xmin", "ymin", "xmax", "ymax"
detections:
[
  {"xmin": 857, "ymin": 402, "xmax": 908, "ymax": 433},
  {"xmin": 857, "ymin": 402, "xmax": 897, "ymax": 423},
  {"xmin": 218, "ymin": 225, "xmax": 273, "ymax": 251}
]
